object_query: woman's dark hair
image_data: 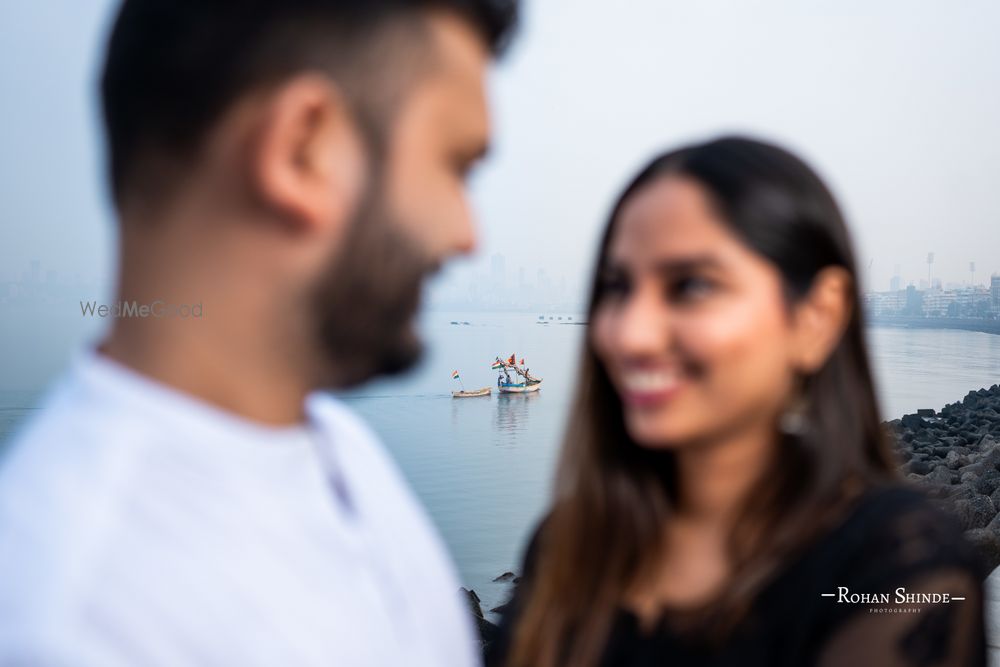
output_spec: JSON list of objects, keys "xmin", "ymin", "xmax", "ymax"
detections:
[{"xmin": 506, "ymin": 136, "xmax": 899, "ymax": 667}]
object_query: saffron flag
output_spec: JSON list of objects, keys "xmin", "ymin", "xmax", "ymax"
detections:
[
  {"xmin": 508, "ymin": 353, "xmax": 516, "ymax": 365},
  {"xmin": 452, "ymin": 370, "xmax": 460, "ymax": 379},
  {"xmin": 520, "ymin": 358, "xmax": 524, "ymax": 365}
]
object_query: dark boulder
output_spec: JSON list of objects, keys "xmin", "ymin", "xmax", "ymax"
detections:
[
  {"xmin": 952, "ymin": 495, "xmax": 996, "ymax": 531},
  {"xmin": 963, "ymin": 529, "xmax": 1000, "ymax": 571},
  {"xmin": 462, "ymin": 587, "xmax": 485, "ymax": 619},
  {"xmin": 490, "ymin": 600, "xmax": 512, "ymax": 615},
  {"xmin": 982, "ymin": 443, "xmax": 1000, "ymax": 470},
  {"xmin": 974, "ymin": 469, "xmax": 1000, "ymax": 496},
  {"xmin": 944, "ymin": 449, "xmax": 969, "ymax": 469},
  {"xmin": 903, "ymin": 459, "xmax": 932, "ymax": 476},
  {"xmin": 925, "ymin": 465, "xmax": 957, "ymax": 486},
  {"xmin": 461, "ymin": 588, "xmax": 500, "ymax": 653}
]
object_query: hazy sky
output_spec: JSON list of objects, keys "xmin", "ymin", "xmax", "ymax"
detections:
[{"xmin": 2, "ymin": 0, "xmax": 999, "ymax": 302}]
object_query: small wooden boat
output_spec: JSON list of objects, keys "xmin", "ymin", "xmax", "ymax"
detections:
[{"xmin": 452, "ymin": 387, "xmax": 492, "ymax": 398}]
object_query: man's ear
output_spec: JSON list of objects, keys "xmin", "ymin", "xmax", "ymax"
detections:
[
  {"xmin": 789, "ymin": 266, "xmax": 854, "ymax": 373},
  {"xmin": 248, "ymin": 73, "xmax": 366, "ymax": 234}
]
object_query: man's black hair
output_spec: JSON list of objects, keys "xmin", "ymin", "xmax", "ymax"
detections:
[{"xmin": 100, "ymin": 0, "xmax": 518, "ymax": 205}]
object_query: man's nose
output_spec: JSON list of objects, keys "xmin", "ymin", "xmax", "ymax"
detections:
[{"xmin": 452, "ymin": 212, "xmax": 477, "ymax": 256}]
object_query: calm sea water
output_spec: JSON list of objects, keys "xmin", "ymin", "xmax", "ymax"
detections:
[
  {"xmin": 348, "ymin": 317, "xmax": 1000, "ymax": 613},
  {"xmin": 2, "ymin": 315, "xmax": 1000, "ymax": 614}
]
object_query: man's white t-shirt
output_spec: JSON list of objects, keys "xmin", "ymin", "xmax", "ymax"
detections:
[{"xmin": 0, "ymin": 351, "xmax": 479, "ymax": 666}]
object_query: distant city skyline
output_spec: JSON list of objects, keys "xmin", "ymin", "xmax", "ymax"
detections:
[
  {"xmin": 427, "ymin": 252, "xmax": 587, "ymax": 313},
  {"xmin": 2, "ymin": 0, "xmax": 999, "ymax": 386},
  {"xmin": 4, "ymin": 1, "xmax": 1000, "ymax": 300},
  {"xmin": 5, "ymin": 252, "xmax": 1000, "ymax": 314},
  {"xmin": 866, "ymin": 253, "xmax": 1000, "ymax": 295},
  {"xmin": 863, "ymin": 273, "xmax": 1000, "ymax": 320}
]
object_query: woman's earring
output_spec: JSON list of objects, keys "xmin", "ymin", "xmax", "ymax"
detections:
[{"xmin": 779, "ymin": 385, "xmax": 811, "ymax": 436}]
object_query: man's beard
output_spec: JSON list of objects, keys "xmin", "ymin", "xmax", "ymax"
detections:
[{"xmin": 310, "ymin": 177, "xmax": 435, "ymax": 389}]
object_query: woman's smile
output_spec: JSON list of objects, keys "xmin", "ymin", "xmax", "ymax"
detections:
[{"xmin": 614, "ymin": 363, "xmax": 687, "ymax": 407}]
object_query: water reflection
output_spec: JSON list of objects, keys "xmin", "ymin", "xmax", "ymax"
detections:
[
  {"xmin": 493, "ymin": 392, "xmax": 540, "ymax": 446},
  {"xmin": 450, "ymin": 391, "xmax": 492, "ymax": 429}
]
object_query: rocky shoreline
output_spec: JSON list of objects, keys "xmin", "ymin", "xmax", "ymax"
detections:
[
  {"xmin": 461, "ymin": 588, "xmax": 500, "ymax": 651},
  {"xmin": 891, "ymin": 383, "xmax": 1000, "ymax": 568},
  {"xmin": 464, "ymin": 383, "xmax": 1000, "ymax": 654},
  {"xmin": 462, "ymin": 574, "xmax": 518, "ymax": 656}
]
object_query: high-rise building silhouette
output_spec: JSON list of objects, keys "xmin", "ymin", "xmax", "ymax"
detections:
[{"xmin": 992, "ymin": 274, "xmax": 1000, "ymax": 313}]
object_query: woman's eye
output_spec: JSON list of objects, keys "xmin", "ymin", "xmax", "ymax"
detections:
[
  {"xmin": 670, "ymin": 276, "xmax": 715, "ymax": 301},
  {"xmin": 598, "ymin": 275, "xmax": 630, "ymax": 297}
]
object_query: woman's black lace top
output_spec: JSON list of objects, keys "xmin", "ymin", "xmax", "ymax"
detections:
[{"xmin": 487, "ymin": 484, "xmax": 987, "ymax": 667}]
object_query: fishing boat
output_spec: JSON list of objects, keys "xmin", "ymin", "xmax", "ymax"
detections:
[
  {"xmin": 450, "ymin": 369, "xmax": 491, "ymax": 398},
  {"xmin": 492, "ymin": 354, "xmax": 543, "ymax": 394},
  {"xmin": 498, "ymin": 380, "xmax": 541, "ymax": 394}
]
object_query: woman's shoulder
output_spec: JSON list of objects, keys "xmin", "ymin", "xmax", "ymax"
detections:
[
  {"xmin": 789, "ymin": 481, "xmax": 989, "ymax": 610},
  {"xmin": 760, "ymin": 482, "xmax": 986, "ymax": 611},
  {"xmin": 832, "ymin": 482, "xmax": 984, "ymax": 571},
  {"xmin": 798, "ymin": 483, "xmax": 989, "ymax": 665},
  {"xmin": 519, "ymin": 484, "xmax": 986, "ymax": 589},
  {"xmin": 751, "ymin": 482, "xmax": 988, "ymax": 665}
]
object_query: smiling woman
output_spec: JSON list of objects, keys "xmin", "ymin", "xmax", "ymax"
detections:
[{"xmin": 488, "ymin": 137, "xmax": 987, "ymax": 667}]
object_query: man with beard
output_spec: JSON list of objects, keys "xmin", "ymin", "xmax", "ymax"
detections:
[{"xmin": 0, "ymin": 1, "xmax": 517, "ymax": 665}]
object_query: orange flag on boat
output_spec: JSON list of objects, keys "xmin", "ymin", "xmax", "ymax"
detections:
[
  {"xmin": 520, "ymin": 358, "xmax": 524, "ymax": 365},
  {"xmin": 508, "ymin": 353, "xmax": 516, "ymax": 365}
]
